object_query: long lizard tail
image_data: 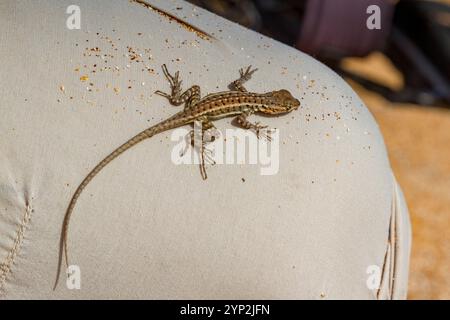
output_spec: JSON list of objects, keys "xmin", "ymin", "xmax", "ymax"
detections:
[{"xmin": 53, "ymin": 116, "xmax": 191, "ymax": 289}]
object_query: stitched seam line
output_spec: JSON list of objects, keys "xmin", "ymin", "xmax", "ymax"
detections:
[
  {"xmin": 376, "ymin": 179, "xmax": 397, "ymax": 300},
  {"xmin": 0, "ymin": 204, "xmax": 33, "ymax": 296},
  {"xmin": 376, "ymin": 235, "xmax": 390, "ymax": 300},
  {"xmin": 391, "ymin": 184, "xmax": 400, "ymax": 298},
  {"xmin": 387, "ymin": 181, "xmax": 398, "ymax": 299}
]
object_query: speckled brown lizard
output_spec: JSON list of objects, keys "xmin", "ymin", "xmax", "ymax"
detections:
[{"xmin": 54, "ymin": 64, "xmax": 300, "ymax": 288}]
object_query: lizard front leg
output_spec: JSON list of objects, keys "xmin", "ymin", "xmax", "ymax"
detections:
[
  {"xmin": 235, "ymin": 110, "xmax": 273, "ymax": 141},
  {"xmin": 229, "ymin": 65, "xmax": 258, "ymax": 92},
  {"xmin": 155, "ymin": 64, "xmax": 201, "ymax": 109}
]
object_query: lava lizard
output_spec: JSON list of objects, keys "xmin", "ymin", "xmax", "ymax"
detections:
[{"xmin": 54, "ymin": 64, "xmax": 300, "ymax": 288}]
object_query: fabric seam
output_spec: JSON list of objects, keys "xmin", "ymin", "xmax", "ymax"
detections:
[{"xmin": 0, "ymin": 203, "xmax": 33, "ymax": 297}]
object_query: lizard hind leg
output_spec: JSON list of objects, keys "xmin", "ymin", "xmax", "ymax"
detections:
[{"xmin": 180, "ymin": 119, "xmax": 220, "ymax": 180}]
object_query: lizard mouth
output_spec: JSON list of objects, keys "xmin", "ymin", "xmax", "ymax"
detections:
[{"xmin": 290, "ymin": 100, "xmax": 300, "ymax": 111}]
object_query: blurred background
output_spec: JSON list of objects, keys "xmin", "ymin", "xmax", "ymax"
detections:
[{"xmin": 187, "ymin": 0, "xmax": 450, "ymax": 299}]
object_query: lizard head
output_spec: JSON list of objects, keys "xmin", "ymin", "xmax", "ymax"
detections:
[{"xmin": 261, "ymin": 89, "xmax": 300, "ymax": 114}]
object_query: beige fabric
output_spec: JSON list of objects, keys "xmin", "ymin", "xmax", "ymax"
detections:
[{"xmin": 0, "ymin": 0, "xmax": 411, "ymax": 299}]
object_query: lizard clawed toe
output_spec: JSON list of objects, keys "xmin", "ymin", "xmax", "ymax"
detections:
[
  {"xmin": 161, "ymin": 64, "xmax": 174, "ymax": 85},
  {"xmin": 202, "ymin": 146, "xmax": 216, "ymax": 165},
  {"xmin": 154, "ymin": 90, "xmax": 170, "ymax": 98},
  {"xmin": 239, "ymin": 65, "xmax": 258, "ymax": 81},
  {"xmin": 252, "ymin": 123, "xmax": 273, "ymax": 141},
  {"xmin": 258, "ymin": 131, "xmax": 272, "ymax": 141},
  {"xmin": 162, "ymin": 64, "xmax": 183, "ymax": 90}
]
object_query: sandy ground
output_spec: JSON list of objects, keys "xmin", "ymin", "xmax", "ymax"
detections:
[{"xmin": 344, "ymin": 53, "xmax": 450, "ymax": 299}]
